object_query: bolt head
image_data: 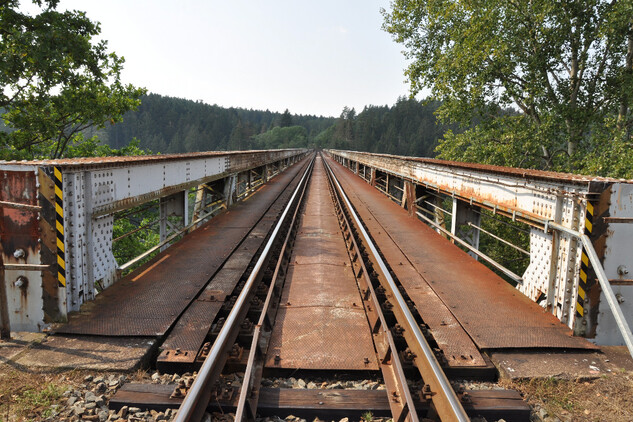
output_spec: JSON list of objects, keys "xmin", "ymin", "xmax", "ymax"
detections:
[{"xmin": 14, "ymin": 276, "xmax": 28, "ymax": 289}]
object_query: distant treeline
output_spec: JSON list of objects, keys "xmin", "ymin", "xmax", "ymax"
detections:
[
  {"xmin": 100, "ymin": 93, "xmax": 452, "ymax": 157},
  {"xmin": 316, "ymin": 98, "xmax": 453, "ymax": 157},
  {"xmin": 100, "ymin": 94, "xmax": 334, "ymax": 152}
]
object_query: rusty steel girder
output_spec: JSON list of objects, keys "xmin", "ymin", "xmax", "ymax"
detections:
[
  {"xmin": 0, "ymin": 149, "xmax": 308, "ymax": 333},
  {"xmin": 326, "ymin": 149, "xmax": 633, "ymax": 347}
]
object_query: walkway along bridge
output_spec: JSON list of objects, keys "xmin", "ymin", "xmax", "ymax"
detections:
[{"xmin": 1, "ymin": 149, "xmax": 632, "ymax": 421}]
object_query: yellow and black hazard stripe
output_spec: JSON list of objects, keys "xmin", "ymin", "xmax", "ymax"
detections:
[
  {"xmin": 576, "ymin": 201, "xmax": 594, "ymax": 318},
  {"xmin": 54, "ymin": 167, "xmax": 66, "ymax": 287}
]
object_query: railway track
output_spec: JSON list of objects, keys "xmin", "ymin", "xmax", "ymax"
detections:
[{"xmin": 110, "ymin": 153, "xmax": 530, "ymax": 421}]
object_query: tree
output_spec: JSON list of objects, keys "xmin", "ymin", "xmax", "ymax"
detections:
[
  {"xmin": 382, "ymin": 0, "xmax": 633, "ymax": 177},
  {"xmin": 0, "ymin": 0, "xmax": 145, "ymax": 159},
  {"xmin": 253, "ymin": 125, "xmax": 308, "ymax": 149},
  {"xmin": 279, "ymin": 109, "xmax": 293, "ymax": 127}
]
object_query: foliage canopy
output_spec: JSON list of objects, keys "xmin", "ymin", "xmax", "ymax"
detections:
[
  {"xmin": 383, "ymin": 0, "xmax": 633, "ymax": 177},
  {"xmin": 0, "ymin": 0, "xmax": 145, "ymax": 159}
]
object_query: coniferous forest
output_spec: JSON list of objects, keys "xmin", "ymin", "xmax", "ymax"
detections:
[{"xmin": 98, "ymin": 93, "xmax": 450, "ymax": 158}]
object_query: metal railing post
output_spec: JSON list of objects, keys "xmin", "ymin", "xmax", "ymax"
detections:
[
  {"xmin": 0, "ymin": 255, "xmax": 10, "ymax": 339},
  {"xmin": 550, "ymin": 222, "xmax": 633, "ymax": 359}
]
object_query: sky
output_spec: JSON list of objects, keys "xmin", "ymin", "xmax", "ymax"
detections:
[{"xmin": 52, "ymin": 0, "xmax": 413, "ymax": 118}]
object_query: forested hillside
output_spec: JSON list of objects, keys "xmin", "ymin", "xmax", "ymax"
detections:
[
  {"xmin": 101, "ymin": 94, "xmax": 335, "ymax": 153},
  {"xmin": 316, "ymin": 97, "xmax": 453, "ymax": 157},
  {"xmin": 101, "ymin": 94, "xmax": 450, "ymax": 158}
]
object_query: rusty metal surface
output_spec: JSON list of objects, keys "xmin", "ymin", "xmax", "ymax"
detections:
[
  {"xmin": 266, "ymin": 306, "xmax": 378, "ymax": 370},
  {"xmin": 55, "ymin": 159, "xmax": 308, "ymax": 337},
  {"xmin": 280, "ymin": 264, "xmax": 360, "ymax": 309},
  {"xmin": 0, "ymin": 170, "xmax": 50, "ymax": 331},
  {"xmin": 157, "ymin": 170, "xmax": 308, "ymax": 367},
  {"xmin": 406, "ymin": 285, "xmax": 486, "ymax": 367},
  {"xmin": 323, "ymin": 159, "xmax": 487, "ymax": 367},
  {"xmin": 327, "ymin": 156, "xmax": 597, "ymax": 350},
  {"xmin": 265, "ymin": 157, "xmax": 378, "ymax": 370},
  {"xmin": 0, "ymin": 149, "xmax": 306, "ymax": 168},
  {"xmin": 159, "ymin": 301, "xmax": 223, "ymax": 354},
  {"xmin": 0, "ymin": 170, "xmax": 39, "ymax": 265},
  {"xmin": 327, "ymin": 149, "xmax": 630, "ymax": 184}
]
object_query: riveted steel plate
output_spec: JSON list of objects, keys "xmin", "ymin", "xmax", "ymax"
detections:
[
  {"xmin": 291, "ymin": 236, "xmax": 353, "ymax": 267},
  {"xmin": 159, "ymin": 300, "xmax": 224, "ymax": 354},
  {"xmin": 298, "ymin": 213, "xmax": 342, "ymax": 235},
  {"xmin": 327, "ymin": 156, "xmax": 597, "ymax": 351},
  {"xmin": 281, "ymin": 263, "xmax": 361, "ymax": 308},
  {"xmin": 405, "ymin": 286, "xmax": 486, "ymax": 367},
  {"xmin": 55, "ymin": 159, "xmax": 308, "ymax": 337},
  {"xmin": 265, "ymin": 158, "xmax": 378, "ymax": 370},
  {"xmin": 266, "ymin": 306, "xmax": 378, "ymax": 370},
  {"xmin": 156, "ymin": 174, "xmax": 307, "ymax": 362}
]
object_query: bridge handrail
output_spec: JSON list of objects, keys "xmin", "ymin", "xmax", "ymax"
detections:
[{"xmin": 549, "ymin": 222, "xmax": 633, "ymax": 359}]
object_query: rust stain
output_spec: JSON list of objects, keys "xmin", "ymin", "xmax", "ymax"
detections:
[
  {"xmin": 327, "ymin": 155, "xmax": 597, "ymax": 350},
  {"xmin": 330, "ymin": 150, "xmax": 632, "ymax": 185},
  {"xmin": 0, "ymin": 171, "xmax": 39, "ymax": 259},
  {"xmin": 0, "ymin": 149, "xmax": 305, "ymax": 170}
]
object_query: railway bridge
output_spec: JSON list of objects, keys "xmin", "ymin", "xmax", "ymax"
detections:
[{"xmin": 1, "ymin": 149, "xmax": 632, "ymax": 421}]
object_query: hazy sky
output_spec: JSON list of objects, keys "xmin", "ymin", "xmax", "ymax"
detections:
[{"xmin": 55, "ymin": 0, "xmax": 412, "ymax": 117}]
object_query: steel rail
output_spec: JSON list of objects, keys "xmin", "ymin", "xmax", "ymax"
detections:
[
  {"xmin": 323, "ymin": 156, "xmax": 470, "ymax": 422},
  {"xmin": 324, "ymin": 156, "xmax": 419, "ymax": 422},
  {"xmin": 174, "ymin": 155, "xmax": 315, "ymax": 422},
  {"xmin": 234, "ymin": 157, "xmax": 312, "ymax": 421}
]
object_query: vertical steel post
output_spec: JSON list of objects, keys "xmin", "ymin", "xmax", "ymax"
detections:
[
  {"xmin": 546, "ymin": 196, "xmax": 564, "ymax": 314},
  {"xmin": 451, "ymin": 197, "xmax": 481, "ymax": 258},
  {"xmin": 159, "ymin": 196, "xmax": 168, "ymax": 252},
  {"xmin": 224, "ymin": 175, "xmax": 237, "ymax": 207},
  {"xmin": 191, "ymin": 184, "xmax": 207, "ymax": 225},
  {"xmin": 182, "ymin": 188, "xmax": 189, "ymax": 228},
  {"xmin": 402, "ymin": 181, "xmax": 416, "ymax": 217},
  {"xmin": 433, "ymin": 195, "xmax": 448, "ymax": 238},
  {"xmin": 0, "ymin": 255, "xmax": 10, "ymax": 339}
]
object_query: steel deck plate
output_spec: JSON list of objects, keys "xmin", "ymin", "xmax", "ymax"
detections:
[
  {"xmin": 281, "ymin": 263, "xmax": 361, "ymax": 308},
  {"xmin": 266, "ymin": 158, "xmax": 378, "ymax": 370},
  {"xmin": 55, "ymin": 159, "xmax": 308, "ymax": 337},
  {"xmin": 157, "ymin": 173, "xmax": 308, "ymax": 366},
  {"xmin": 327, "ymin": 156, "xmax": 597, "ymax": 351},
  {"xmin": 266, "ymin": 306, "xmax": 378, "ymax": 370},
  {"xmin": 159, "ymin": 300, "xmax": 224, "ymax": 353}
]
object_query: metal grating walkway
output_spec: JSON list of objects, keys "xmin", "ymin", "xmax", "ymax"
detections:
[
  {"xmin": 327, "ymin": 155, "xmax": 597, "ymax": 351},
  {"xmin": 55, "ymin": 159, "xmax": 308, "ymax": 337},
  {"xmin": 265, "ymin": 157, "xmax": 379, "ymax": 370}
]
